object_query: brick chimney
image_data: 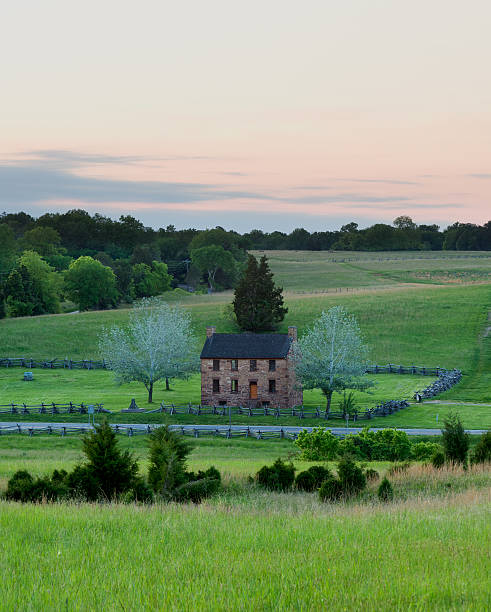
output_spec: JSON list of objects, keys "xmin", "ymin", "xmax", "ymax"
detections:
[
  {"xmin": 206, "ymin": 325, "xmax": 216, "ymax": 338},
  {"xmin": 288, "ymin": 326, "xmax": 297, "ymax": 341}
]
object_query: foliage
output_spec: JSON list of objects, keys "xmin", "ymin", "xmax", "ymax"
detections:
[
  {"xmin": 318, "ymin": 474, "xmax": 343, "ymax": 501},
  {"xmin": 255, "ymin": 458, "xmax": 295, "ymax": 491},
  {"xmin": 336, "ymin": 455, "xmax": 367, "ymax": 496},
  {"xmin": 470, "ymin": 431, "xmax": 491, "ymax": 464},
  {"xmin": 77, "ymin": 421, "xmax": 141, "ymax": 500},
  {"xmin": 99, "ymin": 299, "xmax": 198, "ymax": 402},
  {"xmin": 147, "ymin": 426, "xmax": 191, "ymax": 497},
  {"xmin": 293, "ymin": 306, "xmax": 372, "ymax": 411},
  {"xmin": 338, "ymin": 390, "xmax": 359, "ymax": 417},
  {"xmin": 233, "ymin": 254, "xmax": 287, "ymax": 332},
  {"xmin": 387, "ymin": 462, "xmax": 411, "ymax": 476},
  {"xmin": 64, "ymin": 256, "xmax": 118, "ymax": 310},
  {"xmin": 295, "ymin": 465, "xmax": 331, "ymax": 492},
  {"xmin": 4, "ymin": 469, "xmax": 67, "ymax": 503},
  {"xmin": 364, "ymin": 468, "xmax": 380, "ymax": 481},
  {"xmin": 191, "ymin": 245, "xmax": 236, "ymax": 291},
  {"xmin": 294, "ymin": 427, "xmax": 339, "ymax": 460},
  {"xmin": 431, "ymin": 449, "xmax": 445, "ymax": 468},
  {"xmin": 147, "ymin": 427, "xmax": 221, "ymax": 502},
  {"xmin": 378, "ymin": 477, "xmax": 394, "ymax": 502},
  {"xmin": 338, "ymin": 428, "xmax": 411, "ymax": 462},
  {"xmin": 132, "ymin": 261, "xmax": 172, "ymax": 298},
  {"xmin": 441, "ymin": 412, "xmax": 470, "ymax": 465},
  {"xmin": 18, "ymin": 250, "xmax": 60, "ymax": 314},
  {"xmin": 411, "ymin": 441, "xmax": 443, "ymax": 461}
]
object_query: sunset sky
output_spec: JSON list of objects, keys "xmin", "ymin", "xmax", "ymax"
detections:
[{"xmin": 1, "ymin": 0, "xmax": 490, "ymax": 231}]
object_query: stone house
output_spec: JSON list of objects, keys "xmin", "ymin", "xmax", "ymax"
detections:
[{"xmin": 200, "ymin": 326, "xmax": 302, "ymax": 409}]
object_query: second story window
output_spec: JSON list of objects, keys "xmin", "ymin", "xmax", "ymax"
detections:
[
  {"xmin": 212, "ymin": 379, "xmax": 220, "ymax": 393},
  {"xmin": 269, "ymin": 379, "xmax": 276, "ymax": 393},
  {"xmin": 213, "ymin": 359, "xmax": 220, "ymax": 371},
  {"xmin": 250, "ymin": 359, "xmax": 257, "ymax": 371},
  {"xmin": 231, "ymin": 379, "xmax": 238, "ymax": 393},
  {"xmin": 269, "ymin": 360, "xmax": 276, "ymax": 372},
  {"xmin": 231, "ymin": 359, "xmax": 238, "ymax": 371}
]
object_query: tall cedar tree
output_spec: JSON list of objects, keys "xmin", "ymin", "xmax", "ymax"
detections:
[{"xmin": 233, "ymin": 255, "xmax": 287, "ymax": 332}]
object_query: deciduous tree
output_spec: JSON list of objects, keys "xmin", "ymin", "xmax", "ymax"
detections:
[
  {"xmin": 64, "ymin": 256, "xmax": 118, "ymax": 310},
  {"xmin": 99, "ymin": 299, "xmax": 198, "ymax": 402},
  {"xmin": 293, "ymin": 306, "xmax": 372, "ymax": 412}
]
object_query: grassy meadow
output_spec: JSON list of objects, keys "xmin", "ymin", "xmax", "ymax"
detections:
[{"xmin": 1, "ymin": 461, "xmax": 490, "ymax": 610}]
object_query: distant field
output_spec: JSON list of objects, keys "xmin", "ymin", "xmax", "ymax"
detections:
[{"xmin": 253, "ymin": 250, "xmax": 491, "ymax": 291}]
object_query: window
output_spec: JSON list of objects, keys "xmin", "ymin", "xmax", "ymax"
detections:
[
  {"xmin": 250, "ymin": 359, "xmax": 257, "ymax": 371},
  {"xmin": 212, "ymin": 379, "xmax": 220, "ymax": 393},
  {"xmin": 231, "ymin": 359, "xmax": 238, "ymax": 371},
  {"xmin": 213, "ymin": 359, "xmax": 220, "ymax": 371},
  {"xmin": 268, "ymin": 379, "xmax": 276, "ymax": 393},
  {"xmin": 219, "ymin": 400, "xmax": 227, "ymax": 406},
  {"xmin": 269, "ymin": 360, "xmax": 276, "ymax": 372},
  {"xmin": 262, "ymin": 401, "xmax": 270, "ymax": 407},
  {"xmin": 231, "ymin": 379, "xmax": 238, "ymax": 393}
]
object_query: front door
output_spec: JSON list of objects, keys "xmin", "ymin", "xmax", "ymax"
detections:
[{"xmin": 249, "ymin": 381, "xmax": 258, "ymax": 400}]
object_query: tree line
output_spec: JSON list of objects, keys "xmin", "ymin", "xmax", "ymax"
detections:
[{"xmin": 0, "ymin": 209, "xmax": 489, "ymax": 318}]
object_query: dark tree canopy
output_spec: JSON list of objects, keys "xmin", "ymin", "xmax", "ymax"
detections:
[{"xmin": 233, "ymin": 254, "xmax": 287, "ymax": 332}]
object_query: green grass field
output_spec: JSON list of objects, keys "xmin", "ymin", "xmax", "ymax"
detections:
[{"xmin": 0, "ymin": 432, "xmax": 490, "ymax": 610}]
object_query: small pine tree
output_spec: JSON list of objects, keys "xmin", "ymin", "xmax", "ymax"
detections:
[
  {"xmin": 470, "ymin": 431, "xmax": 491, "ymax": 464},
  {"xmin": 441, "ymin": 412, "xmax": 469, "ymax": 465},
  {"xmin": 378, "ymin": 477, "xmax": 394, "ymax": 502},
  {"xmin": 337, "ymin": 455, "xmax": 366, "ymax": 496},
  {"xmin": 147, "ymin": 426, "xmax": 191, "ymax": 498},
  {"xmin": 80, "ymin": 421, "xmax": 140, "ymax": 500},
  {"xmin": 233, "ymin": 254, "xmax": 287, "ymax": 332}
]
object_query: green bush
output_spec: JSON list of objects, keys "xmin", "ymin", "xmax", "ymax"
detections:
[
  {"xmin": 364, "ymin": 468, "xmax": 380, "ymax": 482},
  {"xmin": 442, "ymin": 413, "xmax": 469, "ymax": 465},
  {"xmin": 337, "ymin": 455, "xmax": 366, "ymax": 496},
  {"xmin": 318, "ymin": 475, "xmax": 343, "ymax": 502},
  {"xmin": 338, "ymin": 428, "xmax": 411, "ymax": 462},
  {"xmin": 411, "ymin": 441, "xmax": 443, "ymax": 461},
  {"xmin": 470, "ymin": 431, "xmax": 491, "ymax": 465},
  {"xmin": 148, "ymin": 426, "xmax": 191, "ymax": 498},
  {"xmin": 378, "ymin": 477, "xmax": 394, "ymax": 502},
  {"xmin": 5, "ymin": 470, "xmax": 68, "ymax": 503},
  {"xmin": 431, "ymin": 449, "xmax": 445, "ymax": 469},
  {"xmin": 295, "ymin": 465, "xmax": 331, "ymax": 492},
  {"xmin": 256, "ymin": 458, "xmax": 295, "ymax": 491},
  {"xmin": 174, "ymin": 477, "xmax": 221, "ymax": 503},
  {"xmin": 294, "ymin": 427, "xmax": 339, "ymax": 461}
]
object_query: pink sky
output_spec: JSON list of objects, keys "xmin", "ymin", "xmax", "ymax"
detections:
[{"xmin": 1, "ymin": 1, "xmax": 489, "ymax": 231}]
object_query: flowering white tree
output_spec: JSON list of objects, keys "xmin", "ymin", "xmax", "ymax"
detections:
[
  {"xmin": 293, "ymin": 306, "xmax": 372, "ymax": 413},
  {"xmin": 99, "ymin": 299, "xmax": 198, "ymax": 403}
]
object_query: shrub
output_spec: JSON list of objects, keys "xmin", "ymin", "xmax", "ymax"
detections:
[
  {"xmin": 337, "ymin": 455, "xmax": 366, "ymax": 496},
  {"xmin": 294, "ymin": 427, "xmax": 339, "ymax": 461},
  {"xmin": 174, "ymin": 477, "xmax": 221, "ymax": 503},
  {"xmin": 441, "ymin": 413, "xmax": 469, "ymax": 465},
  {"xmin": 256, "ymin": 458, "xmax": 295, "ymax": 491},
  {"xmin": 148, "ymin": 426, "xmax": 191, "ymax": 498},
  {"xmin": 295, "ymin": 465, "xmax": 331, "ymax": 492},
  {"xmin": 378, "ymin": 477, "xmax": 394, "ymax": 502},
  {"xmin": 387, "ymin": 461, "xmax": 411, "ymax": 476},
  {"xmin": 5, "ymin": 470, "xmax": 68, "ymax": 503},
  {"xmin": 81, "ymin": 421, "xmax": 140, "ymax": 500},
  {"xmin": 319, "ymin": 475, "xmax": 343, "ymax": 502},
  {"xmin": 411, "ymin": 441, "xmax": 443, "ymax": 461},
  {"xmin": 338, "ymin": 428, "xmax": 411, "ymax": 462},
  {"xmin": 364, "ymin": 468, "xmax": 380, "ymax": 482},
  {"xmin": 470, "ymin": 431, "xmax": 491, "ymax": 464},
  {"xmin": 431, "ymin": 449, "xmax": 445, "ymax": 469}
]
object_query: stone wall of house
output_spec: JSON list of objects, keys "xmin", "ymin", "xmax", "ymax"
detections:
[{"xmin": 200, "ymin": 347, "xmax": 303, "ymax": 409}]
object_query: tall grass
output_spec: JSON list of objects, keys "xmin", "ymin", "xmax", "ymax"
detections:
[{"xmin": 0, "ymin": 486, "xmax": 489, "ymax": 610}]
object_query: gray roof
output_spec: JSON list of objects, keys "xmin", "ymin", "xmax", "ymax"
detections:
[{"xmin": 200, "ymin": 333, "xmax": 292, "ymax": 359}]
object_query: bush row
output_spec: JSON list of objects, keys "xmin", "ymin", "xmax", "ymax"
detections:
[{"xmin": 4, "ymin": 422, "xmax": 221, "ymax": 504}]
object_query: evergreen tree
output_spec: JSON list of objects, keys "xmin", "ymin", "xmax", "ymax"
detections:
[
  {"xmin": 442, "ymin": 412, "xmax": 469, "ymax": 465},
  {"xmin": 5, "ymin": 266, "xmax": 35, "ymax": 317},
  {"xmin": 233, "ymin": 254, "xmax": 287, "ymax": 332}
]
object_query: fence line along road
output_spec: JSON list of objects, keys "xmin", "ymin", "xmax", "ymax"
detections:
[{"xmin": 0, "ymin": 422, "xmax": 487, "ymax": 439}]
